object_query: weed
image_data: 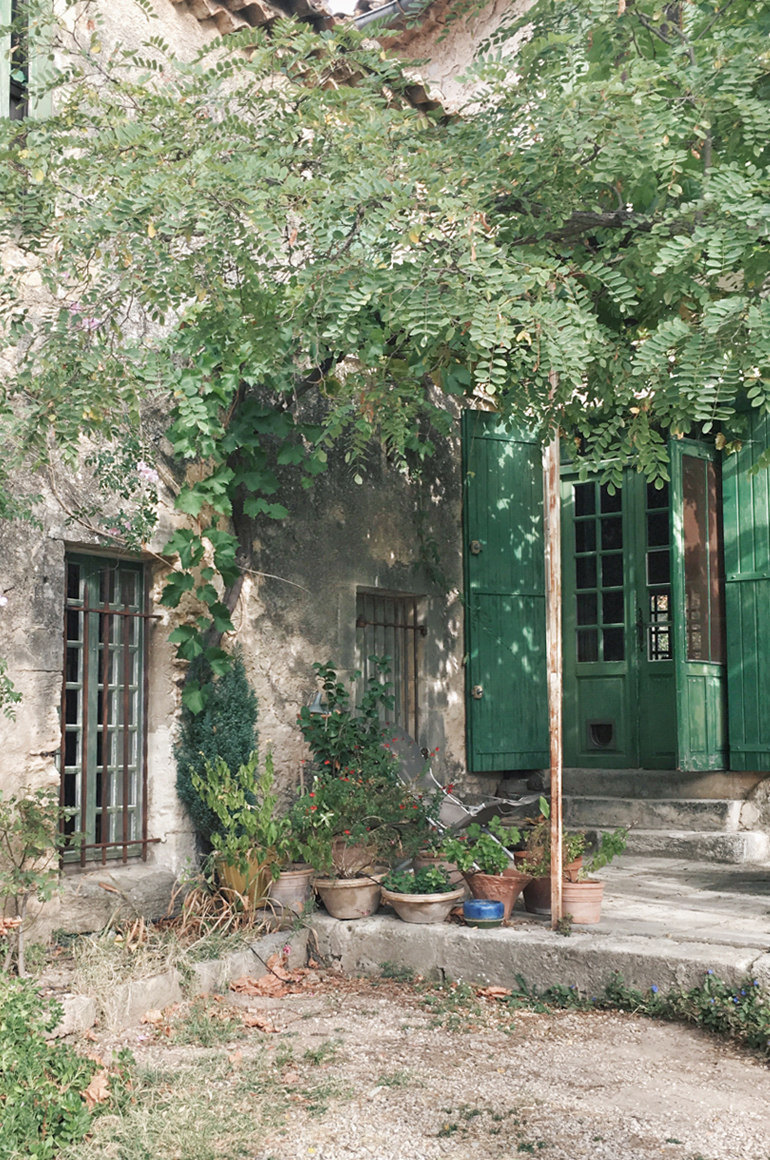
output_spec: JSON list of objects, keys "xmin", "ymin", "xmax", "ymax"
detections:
[
  {"xmin": 380, "ymin": 961, "xmax": 415, "ymax": 983},
  {"xmin": 421, "ymin": 980, "xmax": 483, "ymax": 1030},
  {"xmin": 303, "ymin": 1037, "xmax": 342, "ymax": 1065},
  {"xmin": 437, "ymin": 1123, "xmax": 459, "ymax": 1137},
  {"xmin": 169, "ymin": 997, "xmax": 244, "ymax": 1047},
  {"xmin": 376, "ymin": 1069, "xmax": 415, "ymax": 1088},
  {"xmin": 302, "ymin": 1076, "xmax": 353, "ymax": 1116},
  {"xmin": 554, "ymin": 913, "xmax": 573, "ymax": 937}
]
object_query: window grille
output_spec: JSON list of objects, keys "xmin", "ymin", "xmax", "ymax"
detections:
[
  {"xmin": 355, "ymin": 590, "xmax": 425, "ymax": 742},
  {"xmin": 60, "ymin": 555, "xmax": 158, "ymax": 864}
]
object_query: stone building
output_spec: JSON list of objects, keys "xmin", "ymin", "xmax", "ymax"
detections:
[{"xmin": 1, "ymin": 0, "xmax": 769, "ymax": 938}]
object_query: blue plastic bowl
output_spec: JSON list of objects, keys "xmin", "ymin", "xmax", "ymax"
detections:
[{"xmin": 463, "ymin": 899, "xmax": 504, "ymax": 928}]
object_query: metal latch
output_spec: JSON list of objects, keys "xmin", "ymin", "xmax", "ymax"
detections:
[
  {"xmin": 469, "ymin": 540, "xmax": 483, "ymax": 555},
  {"xmin": 471, "ymin": 685, "xmax": 483, "ymax": 700}
]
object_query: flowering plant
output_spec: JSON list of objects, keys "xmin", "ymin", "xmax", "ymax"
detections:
[{"xmin": 382, "ymin": 866, "xmax": 456, "ymax": 895}]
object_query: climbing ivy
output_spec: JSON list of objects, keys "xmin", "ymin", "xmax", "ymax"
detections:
[{"xmin": 1, "ymin": 0, "xmax": 769, "ymax": 703}]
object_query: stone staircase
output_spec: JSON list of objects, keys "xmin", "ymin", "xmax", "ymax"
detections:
[{"xmin": 561, "ymin": 770, "xmax": 770, "ymax": 864}]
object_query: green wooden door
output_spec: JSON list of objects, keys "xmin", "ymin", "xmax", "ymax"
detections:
[
  {"xmin": 562, "ymin": 470, "xmax": 678, "ymax": 769},
  {"xmin": 462, "ymin": 410, "xmax": 549, "ymax": 772},
  {"xmin": 722, "ymin": 411, "xmax": 770, "ymax": 771},
  {"xmin": 670, "ymin": 442, "xmax": 728, "ymax": 771}
]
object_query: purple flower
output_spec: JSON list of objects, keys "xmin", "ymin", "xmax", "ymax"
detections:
[
  {"xmin": 651, "ymin": 985, "xmax": 658, "ymax": 994},
  {"xmin": 136, "ymin": 460, "xmax": 159, "ymax": 485}
]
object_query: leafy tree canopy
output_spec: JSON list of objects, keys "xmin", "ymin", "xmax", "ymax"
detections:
[{"xmin": 1, "ymin": 0, "xmax": 768, "ymax": 701}]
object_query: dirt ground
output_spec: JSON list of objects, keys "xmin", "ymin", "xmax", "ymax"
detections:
[{"xmin": 78, "ymin": 969, "xmax": 770, "ymax": 1160}]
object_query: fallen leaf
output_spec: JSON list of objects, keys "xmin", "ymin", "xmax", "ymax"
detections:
[
  {"xmin": 308, "ymin": 957, "xmax": 320, "ymax": 968},
  {"xmin": 86, "ymin": 1052, "xmax": 107, "ymax": 1067},
  {"xmin": 243, "ymin": 1012, "xmax": 278, "ymax": 1032},
  {"xmin": 282, "ymin": 1070, "xmax": 299, "ymax": 1084},
  {"xmin": 228, "ymin": 1049, "xmax": 243, "ymax": 1067},
  {"xmin": 82, "ymin": 1029, "xmax": 98, "ymax": 1042},
  {"xmin": 82, "ymin": 1069, "xmax": 110, "ymax": 1110},
  {"xmin": 265, "ymin": 953, "xmax": 291, "ymax": 980},
  {"xmin": 477, "ymin": 986, "xmax": 511, "ymax": 1000},
  {"xmin": 140, "ymin": 1009, "xmax": 165, "ymax": 1025}
]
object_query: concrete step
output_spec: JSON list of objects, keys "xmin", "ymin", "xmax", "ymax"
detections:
[
  {"xmin": 588, "ymin": 827, "xmax": 770, "ymax": 864},
  {"xmin": 563, "ymin": 795, "xmax": 744, "ymax": 833},
  {"xmin": 563, "ymin": 769, "xmax": 764, "ymax": 801}
]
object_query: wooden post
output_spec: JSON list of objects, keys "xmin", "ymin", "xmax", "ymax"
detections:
[{"xmin": 544, "ymin": 424, "xmax": 563, "ymax": 929}]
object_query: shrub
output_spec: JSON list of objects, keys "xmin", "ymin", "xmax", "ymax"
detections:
[
  {"xmin": 175, "ymin": 650, "xmax": 258, "ymax": 840},
  {"xmin": 0, "ymin": 977, "xmax": 98, "ymax": 1157}
]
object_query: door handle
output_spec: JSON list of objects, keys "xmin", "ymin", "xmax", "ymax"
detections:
[
  {"xmin": 636, "ymin": 606, "xmax": 645, "ymax": 652},
  {"xmin": 469, "ymin": 540, "xmax": 483, "ymax": 555}
]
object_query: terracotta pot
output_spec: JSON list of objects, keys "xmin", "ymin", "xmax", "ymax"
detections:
[
  {"xmin": 564, "ymin": 856, "xmax": 583, "ymax": 883},
  {"xmin": 330, "ymin": 838, "xmax": 378, "ymax": 877},
  {"xmin": 462, "ymin": 870, "xmax": 526, "ymax": 921},
  {"xmin": 515, "ymin": 852, "xmax": 582, "ymax": 881},
  {"xmin": 413, "ymin": 852, "xmax": 465, "ymax": 889},
  {"xmin": 561, "ymin": 878, "xmax": 604, "ymax": 924},
  {"xmin": 313, "ymin": 872, "xmax": 385, "ymax": 919},
  {"xmin": 380, "ymin": 884, "xmax": 466, "ymax": 925},
  {"xmin": 266, "ymin": 864, "xmax": 315, "ymax": 914},
  {"xmin": 523, "ymin": 875, "xmax": 552, "ymax": 915},
  {"xmin": 219, "ymin": 856, "xmax": 272, "ymax": 910}
]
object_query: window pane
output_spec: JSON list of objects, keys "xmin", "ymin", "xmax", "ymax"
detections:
[
  {"xmin": 577, "ymin": 629, "xmax": 599, "ymax": 662},
  {"xmin": 600, "ymin": 484, "xmax": 622, "ymax": 513},
  {"xmin": 66, "ymin": 562, "xmax": 81, "ymax": 601},
  {"xmin": 576, "ymin": 556, "xmax": 597, "ymax": 590},
  {"xmin": 602, "ymin": 555, "xmax": 623, "ymax": 588},
  {"xmin": 707, "ymin": 462, "xmax": 725, "ymax": 663},
  {"xmin": 647, "ymin": 481, "xmax": 669, "ymax": 509},
  {"xmin": 574, "ymin": 483, "xmax": 595, "ymax": 516},
  {"xmin": 601, "ymin": 516, "xmax": 623, "ymax": 551},
  {"xmin": 603, "ymin": 590, "xmax": 624, "ymax": 624},
  {"xmin": 647, "ymin": 550, "xmax": 670, "ymax": 586},
  {"xmin": 577, "ymin": 593, "xmax": 598, "ymax": 626},
  {"xmin": 603, "ymin": 627, "xmax": 624, "ymax": 662},
  {"xmin": 647, "ymin": 511, "xmax": 669, "ymax": 547},
  {"xmin": 575, "ymin": 520, "xmax": 596, "ymax": 554}
]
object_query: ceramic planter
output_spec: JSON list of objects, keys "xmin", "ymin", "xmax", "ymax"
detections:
[
  {"xmin": 462, "ymin": 869, "xmax": 527, "ymax": 921},
  {"xmin": 523, "ymin": 875, "xmax": 551, "ymax": 915},
  {"xmin": 561, "ymin": 878, "xmax": 605, "ymax": 924},
  {"xmin": 219, "ymin": 856, "xmax": 272, "ymax": 909},
  {"xmin": 380, "ymin": 883, "xmax": 466, "ymax": 924},
  {"xmin": 266, "ymin": 864, "xmax": 315, "ymax": 914},
  {"xmin": 412, "ymin": 852, "xmax": 465, "ymax": 889},
  {"xmin": 313, "ymin": 872, "xmax": 385, "ymax": 920}
]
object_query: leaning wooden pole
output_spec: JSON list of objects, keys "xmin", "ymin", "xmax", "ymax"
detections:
[{"xmin": 544, "ymin": 421, "xmax": 563, "ymax": 929}]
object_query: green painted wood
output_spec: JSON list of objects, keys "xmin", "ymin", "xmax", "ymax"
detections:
[
  {"xmin": 723, "ymin": 411, "xmax": 770, "ymax": 771},
  {"xmin": 462, "ymin": 410, "xmax": 548, "ymax": 771},
  {"xmin": 0, "ymin": 0, "xmax": 11, "ymax": 120},
  {"xmin": 670, "ymin": 441, "xmax": 728, "ymax": 771}
]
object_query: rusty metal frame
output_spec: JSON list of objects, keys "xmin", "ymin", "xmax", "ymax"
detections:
[
  {"xmin": 60, "ymin": 559, "xmax": 160, "ymax": 866},
  {"xmin": 544, "ymin": 427, "xmax": 564, "ymax": 928},
  {"xmin": 356, "ymin": 592, "xmax": 424, "ymax": 741}
]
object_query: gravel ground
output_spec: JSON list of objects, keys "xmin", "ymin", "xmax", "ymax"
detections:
[{"xmin": 92, "ymin": 972, "xmax": 770, "ymax": 1160}]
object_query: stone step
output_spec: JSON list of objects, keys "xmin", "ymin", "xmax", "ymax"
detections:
[
  {"xmin": 563, "ymin": 795, "xmax": 744, "ymax": 833},
  {"xmin": 562, "ymin": 769, "xmax": 764, "ymax": 801},
  {"xmin": 587, "ymin": 827, "xmax": 770, "ymax": 865}
]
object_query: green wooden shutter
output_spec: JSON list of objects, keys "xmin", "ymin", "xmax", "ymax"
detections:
[
  {"xmin": 722, "ymin": 411, "xmax": 770, "ymax": 771},
  {"xmin": 0, "ymin": 0, "xmax": 11, "ymax": 120},
  {"xmin": 462, "ymin": 410, "xmax": 549, "ymax": 772}
]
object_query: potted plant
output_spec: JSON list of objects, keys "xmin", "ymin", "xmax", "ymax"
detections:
[
  {"xmin": 296, "ymin": 659, "xmax": 438, "ymax": 919},
  {"xmin": 560, "ymin": 828, "xmax": 629, "ymax": 924},
  {"xmin": 380, "ymin": 866, "xmax": 466, "ymax": 925},
  {"xmin": 191, "ymin": 751, "xmax": 285, "ymax": 909},
  {"xmin": 439, "ymin": 816, "xmax": 527, "ymax": 921}
]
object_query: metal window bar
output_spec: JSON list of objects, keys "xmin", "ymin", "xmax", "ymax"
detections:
[
  {"xmin": 355, "ymin": 592, "xmax": 426, "ymax": 741},
  {"xmin": 60, "ymin": 559, "xmax": 160, "ymax": 865}
]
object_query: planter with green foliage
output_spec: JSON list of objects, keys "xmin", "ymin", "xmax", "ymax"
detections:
[
  {"xmin": 440, "ymin": 817, "xmax": 527, "ymax": 921},
  {"xmin": 191, "ymin": 751, "xmax": 285, "ymax": 908},
  {"xmin": 380, "ymin": 866, "xmax": 466, "ymax": 925},
  {"xmin": 524, "ymin": 827, "xmax": 629, "ymax": 921}
]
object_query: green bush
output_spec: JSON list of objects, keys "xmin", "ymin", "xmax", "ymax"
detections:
[
  {"xmin": 175, "ymin": 650, "xmax": 258, "ymax": 840},
  {"xmin": 0, "ymin": 977, "xmax": 98, "ymax": 1157}
]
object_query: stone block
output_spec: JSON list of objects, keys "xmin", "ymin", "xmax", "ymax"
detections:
[
  {"xmin": 48, "ymin": 994, "xmax": 97, "ymax": 1038},
  {"xmin": 187, "ymin": 929, "xmax": 309, "ymax": 995},
  {"xmin": 103, "ymin": 969, "xmax": 183, "ymax": 1030}
]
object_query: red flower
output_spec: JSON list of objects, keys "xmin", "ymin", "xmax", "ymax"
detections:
[
  {"xmin": 311, "ymin": 806, "xmax": 317, "ymax": 811},
  {"xmin": 323, "ymin": 760, "xmax": 330, "ymax": 765},
  {"xmin": 446, "ymin": 784, "xmax": 455, "ymax": 794},
  {"xmin": 309, "ymin": 792, "xmax": 315, "ymax": 798},
  {"xmin": 343, "ymin": 830, "xmax": 350, "ymax": 835}
]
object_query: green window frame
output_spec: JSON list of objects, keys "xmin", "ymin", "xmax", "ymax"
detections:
[
  {"xmin": 1, "ymin": 0, "xmax": 52, "ymax": 120},
  {"xmin": 61, "ymin": 554, "xmax": 148, "ymax": 864}
]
